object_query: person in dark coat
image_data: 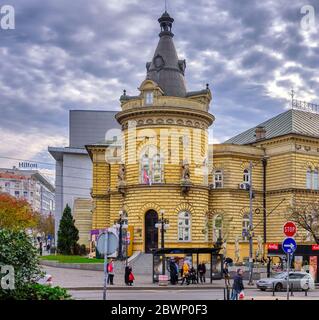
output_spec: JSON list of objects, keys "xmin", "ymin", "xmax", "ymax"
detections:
[
  {"xmin": 169, "ymin": 259, "xmax": 178, "ymax": 285},
  {"xmin": 198, "ymin": 262, "xmax": 206, "ymax": 283},
  {"xmin": 231, "ymin": 269, "xmax": 244, "ymax": 300},
  {"xmin": 125, "ymin": 264, "xmax": 131, "ymax": 285}
]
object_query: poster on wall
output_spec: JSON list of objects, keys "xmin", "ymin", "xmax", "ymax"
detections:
[
  {"xmin": 309, "ymin": 256, "xmax": 318, "ymax": 282},
  {"xmin": 294, "ymin": 256, "xmax": 303, "ymax": 271}
]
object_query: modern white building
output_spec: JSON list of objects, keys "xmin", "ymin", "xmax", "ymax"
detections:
[
  {"xmin": 0, "ymin": 167, "xmax": 55, "ymax": 215},
  {"xmin": 48, "ymin": 110, "xmax": 120, "ymax": 244}
]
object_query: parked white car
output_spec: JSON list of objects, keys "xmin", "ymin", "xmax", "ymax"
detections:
[{"xmin": 257, "ymin": 272, "xmax": 315, "ymax": 291}]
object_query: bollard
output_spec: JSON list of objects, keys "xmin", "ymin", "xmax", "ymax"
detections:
[
  {"xmin": 290, "ymin": 283, "xmax": 294, "ymax": 297},
  {"xmin": 272, "ymin": 282, "xmax": 275, "ymax": 296},
  {"xmin": 227, "ymin": 287, "xmax": 230, "ymax": 300},
  {"xmin": 223, "ymin": 288, "xmax": 226, "ymax": 300},
  {"xmin": 305, "ymin": 288, "xmax": 308, "ymax": 297}
]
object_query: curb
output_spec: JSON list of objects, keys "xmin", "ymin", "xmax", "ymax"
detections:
[{"xmin": 66, "ymin": 286, "xmax": 257, "ymax": 291}]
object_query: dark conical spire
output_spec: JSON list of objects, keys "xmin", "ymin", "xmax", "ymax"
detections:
[{"xmin": 145, "ymin": 11, "xmax": 187, "ymax": 97}]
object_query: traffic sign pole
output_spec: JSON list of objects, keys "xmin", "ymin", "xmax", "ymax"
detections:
[{"xmin": 287, "ymin": 253, "xmax": 290, "ymax": 301}]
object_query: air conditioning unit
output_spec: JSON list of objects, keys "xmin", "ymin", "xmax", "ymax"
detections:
[{"xmin": 239, "ymin": 183, "xmax": 249, "ymax": 190}]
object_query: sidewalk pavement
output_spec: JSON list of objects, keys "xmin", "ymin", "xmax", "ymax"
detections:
[{"xmin": 43, "ymin": 265, "xmax": 256, "ymax": 291}]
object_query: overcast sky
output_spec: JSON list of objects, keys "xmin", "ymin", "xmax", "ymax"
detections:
[{"xmin": 0, "ymin": 0, "xmax": 318, "ymax": 178}]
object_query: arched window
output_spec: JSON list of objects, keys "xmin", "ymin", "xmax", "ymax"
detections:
[
  {"xmin": 306, "ymin": 168, "xmax": 312, "ymax": 189},
  {"xmin": 243, "ymin": 169, "xmax": 250, "ymax": 183},
  {"xmin": 145, "ymin": 91, "xmax": 154, "ymax": 105},
  {"xmin": 214, "ymin": 170, "xmax": 223, "ymax": 188},
  {"xmin": 141, "ymin": 154, "xmax": 151, "ymax": 184},
  {"xmin": 152, "ymin": 154, "xmax": 164, "ymax": 183},
  {"xmin": 213, "ymin": 215, "xmax": 223, "ymax": 242},
  {"xmin": 140, "ymin": 147, "xmax": 164, "ymax": 184},
  {"xmin": 242, "ymin": 214, "xmax": 250, "ymax": 241},
  {"xmin": 314, "ymin": 168, "xmax": 319, "ymax": 190},
  {"xmin": 178, "ymin": 211, "xmax": 191, "ymax": 242}
]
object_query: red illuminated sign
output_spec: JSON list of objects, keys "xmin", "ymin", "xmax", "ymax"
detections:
[
  {"xmin": 312, "ymin": 244, "xmax": 319, "ymax": 251},
  {"xmin": 268, "ymin": 243, "xmax": 279, "ymax": 250}
]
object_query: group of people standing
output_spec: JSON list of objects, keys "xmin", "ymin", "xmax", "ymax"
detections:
[
  {"xmin": 168, "ymin": 259, "xmax": 207, "ymax": 285},
  {"xmin": 106, "ymin": 260, "xmax": 135, "ymax": 286}
]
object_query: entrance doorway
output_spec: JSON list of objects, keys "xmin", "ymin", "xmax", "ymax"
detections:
[{"xmin": 145, "ymin": 210, "xmax": 158, "ymax": 253}]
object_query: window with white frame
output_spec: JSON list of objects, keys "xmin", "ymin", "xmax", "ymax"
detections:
[
  {"xmin": 314, "ymin": 168, "xmax": 319, "ymax": 190},
  {"xmin": 145, "ymin": 91, "xmax": 154, "ymax": 105},
  {"xmin": 306, "ymin": 167, "xmax": 312, "ymax": 189},
  {"xmin": 213, "ymin": 214, "xmax": 223, "ymax": 242},
  {"xmin": 214, "ymin": 170, "xmax": 223, "ymax": 188},
  {"xmin": 140, "ymin": 147, "xmax": 164, "ymax": 184},
  {"xmin": 242, "ymin": 214, "xmax": 250, "ymax": 241},
  {"xmin": 306, "ymin": 168, "xmax": 319, "ymax": 190},
  {"xmin": 243, "ymin": 169, "xmax": 250, "ymax": 183},
  {"xmin": 178, "ymin": 211, "xmax": 191, "ymax": 241}
]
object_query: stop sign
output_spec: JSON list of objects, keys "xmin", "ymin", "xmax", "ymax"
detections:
[{"xmin": 283, "ymin": 221, "xmax": 297, "ymax": 237}]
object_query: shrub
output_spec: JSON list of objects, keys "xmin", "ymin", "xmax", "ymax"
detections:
[
  {"xmin": 0, "ymin": 284, "xmax": 71, "ymax": 300},
  {"xmin": 0, "ymin": 229, "xmax": 43, "ymax": 288}
]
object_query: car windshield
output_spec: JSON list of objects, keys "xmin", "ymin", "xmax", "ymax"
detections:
[{"xmin": 273, "ymin": 273, "xmax": 287, "ymax": 279}]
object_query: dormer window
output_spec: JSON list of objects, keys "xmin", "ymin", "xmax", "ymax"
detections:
[{"xmin": 145, "ymin": 91, "xmax": 154, "ymax": 105}]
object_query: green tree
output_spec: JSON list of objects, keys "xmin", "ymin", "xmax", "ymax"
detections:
[
  {"xmin": 0, "ymin": 229, "xmax": 42, "ymax": 289},
  {"xmin": 57, "ymin": 204, "xmax": 79, "ymax": 255}
]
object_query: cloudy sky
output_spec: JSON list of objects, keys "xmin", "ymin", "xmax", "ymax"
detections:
[{"xmin": 0, "ymin": 0, "xmax": 318, "ymax": 179}]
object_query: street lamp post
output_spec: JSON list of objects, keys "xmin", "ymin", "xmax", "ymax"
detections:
[
  {"xmin": 248, "ymin": 161, "xmax": 254, "ymax": 286},
  {"xmin": 156, "ymin": 210, "xmax": 169, "ymax": 275},
  {"xmin": 116, "ymin": 210, "xmax": 128, "ymax": 261}
]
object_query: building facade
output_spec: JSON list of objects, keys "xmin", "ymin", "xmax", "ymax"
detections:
[
  {"xmin": 48, "ymin": 110, "xmax": 120, "ymax": 245},
  {"xmin": 86, "ymin": 12, "xmax": 319, "ymax": 261},
  {"xmin": 0, "ymin": 167, "xmax": 55, "ymax": 215}
]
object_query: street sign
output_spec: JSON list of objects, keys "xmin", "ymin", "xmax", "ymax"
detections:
[
  {"xmin": 283, "ymin": 221, "xmax": 297, "ymax": 237},
  {"xmin": 282, "ymin": 237, "xmax": 297, "ymax": 254},
  {"xmin": 97, "ymin": 230, "xmax": 118, "ymax": 255},
  {"xmin": 268, "ymin": 243, "xmax": 279, "ymax": 250}
]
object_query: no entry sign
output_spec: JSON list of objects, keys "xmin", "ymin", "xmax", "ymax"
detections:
[{"xmin": 283, "ymin": 221, "xmax": 297, "ymax": 237}]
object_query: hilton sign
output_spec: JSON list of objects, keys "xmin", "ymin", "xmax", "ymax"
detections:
[{"xmin": 19, "ymin": 162, "xmax": 38, "ymax": 169}]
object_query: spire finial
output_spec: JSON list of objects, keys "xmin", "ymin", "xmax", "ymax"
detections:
[
  {"xmin": 158, "ymin": 9, "xmax": 174, "ymax": 37},
  {"xmin": 290, "ymin": 88, "xmax": 295, "ymax": 108},
  {"xmin": 165, "ymin": 0, "xmax": 167, "ymax": 12}
]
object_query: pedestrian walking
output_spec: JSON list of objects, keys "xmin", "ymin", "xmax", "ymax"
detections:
[
  {"xmin": 198, "ymin": 262, "xmax": 206, "ymax": 283},
  {"xmin": 223, "ymin": 260, "xmax": 231, "ymax": 287},
  {"xmin": 125, "ymin": 264, "xmax": 131, "ymax": 285},
  {"xmin": 128, "ymin": 267, "xmax": 135, "ymax": 286},
  {"xmin": 181, "ymin": 261, "xmax": 190, "ymax": 285},
  {"xmin": 231, "ymin": 268, "xmax": 245, "ymax": 300},
  {"xmin": 169, "ymin": 259, "xmax": 178, "ymax": 285},
  {"xmin": 107, "ymin": 259, "xmax": 114, "ymax": 285},
  {"xmin": 39, "ymin": 241, "xmax": 43, "ymax": 256}
]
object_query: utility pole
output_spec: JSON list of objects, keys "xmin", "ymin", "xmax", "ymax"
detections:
[{"xmin": 248, "ymin": 160, "xmax": 254, "ymax": 286}]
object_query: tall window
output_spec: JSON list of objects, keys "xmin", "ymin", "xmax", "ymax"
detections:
[
  {"xmin": 306, "ymin": 168, "xmax": 319, "ymax": 190},
  {"xmin": 140, "ymin": 148, "xmax": 164, "ymax": 184},
  {"xmin": 145, "ymin": 91, "xmax": 154, "ymax": 105},
  {"xmin": 243, "ymin": 169, "xmax": 250, "ymax": 183},
  {"xmin": 214, "ymin": 170, "xmax": 223, "ymax": 188},
  {"xmin": 178, "ymin": 211, "xmax": 191, "ymax": 241},
  {"xmin": 314, "ymin": 168, "xmax": 319, "ymax": 190},
  {"xmin": 242, "ymin": 214, "xmax": 250, "ymax": 241},
  {"xmin": 306, "ymin": 167, "xmax": 312, "ymax": 189},
  {"xmin": 213, "ymin": 215, "xmax": 223, "ymax": 242}
]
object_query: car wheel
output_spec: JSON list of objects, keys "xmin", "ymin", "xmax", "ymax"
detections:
[{"xmin": 275, "ymin": 283, "xmax": 283, "ymax": 292}]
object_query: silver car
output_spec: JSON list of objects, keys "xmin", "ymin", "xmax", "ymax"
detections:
[{"xmin": 256, "ymin": 272, "xmax": 315, "ymax": 291}]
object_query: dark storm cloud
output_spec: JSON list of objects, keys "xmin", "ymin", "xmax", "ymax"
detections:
[{"xmin": 0, "ymin": 0, "xmax": 318, "ymax": 166}]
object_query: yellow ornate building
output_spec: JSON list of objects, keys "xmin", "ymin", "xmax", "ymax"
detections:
[{"xmin": 86, "ymin": 11, "xmax": 319, "ymax": 261}]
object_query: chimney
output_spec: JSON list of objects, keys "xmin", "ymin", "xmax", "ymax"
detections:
[{"xmin": 255, "ymin": 126, "xmax": 266, "ymax": 141}]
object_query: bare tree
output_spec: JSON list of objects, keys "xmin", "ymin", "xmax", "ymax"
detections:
[{"xmin": 288, "ymin": 201, "xmax": 319, "ymax": 244}]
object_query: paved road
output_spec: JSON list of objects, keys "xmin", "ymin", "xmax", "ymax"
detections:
[{"xmin": 70, "ymin": 288, "xmax": 319, "ymax": 300}]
